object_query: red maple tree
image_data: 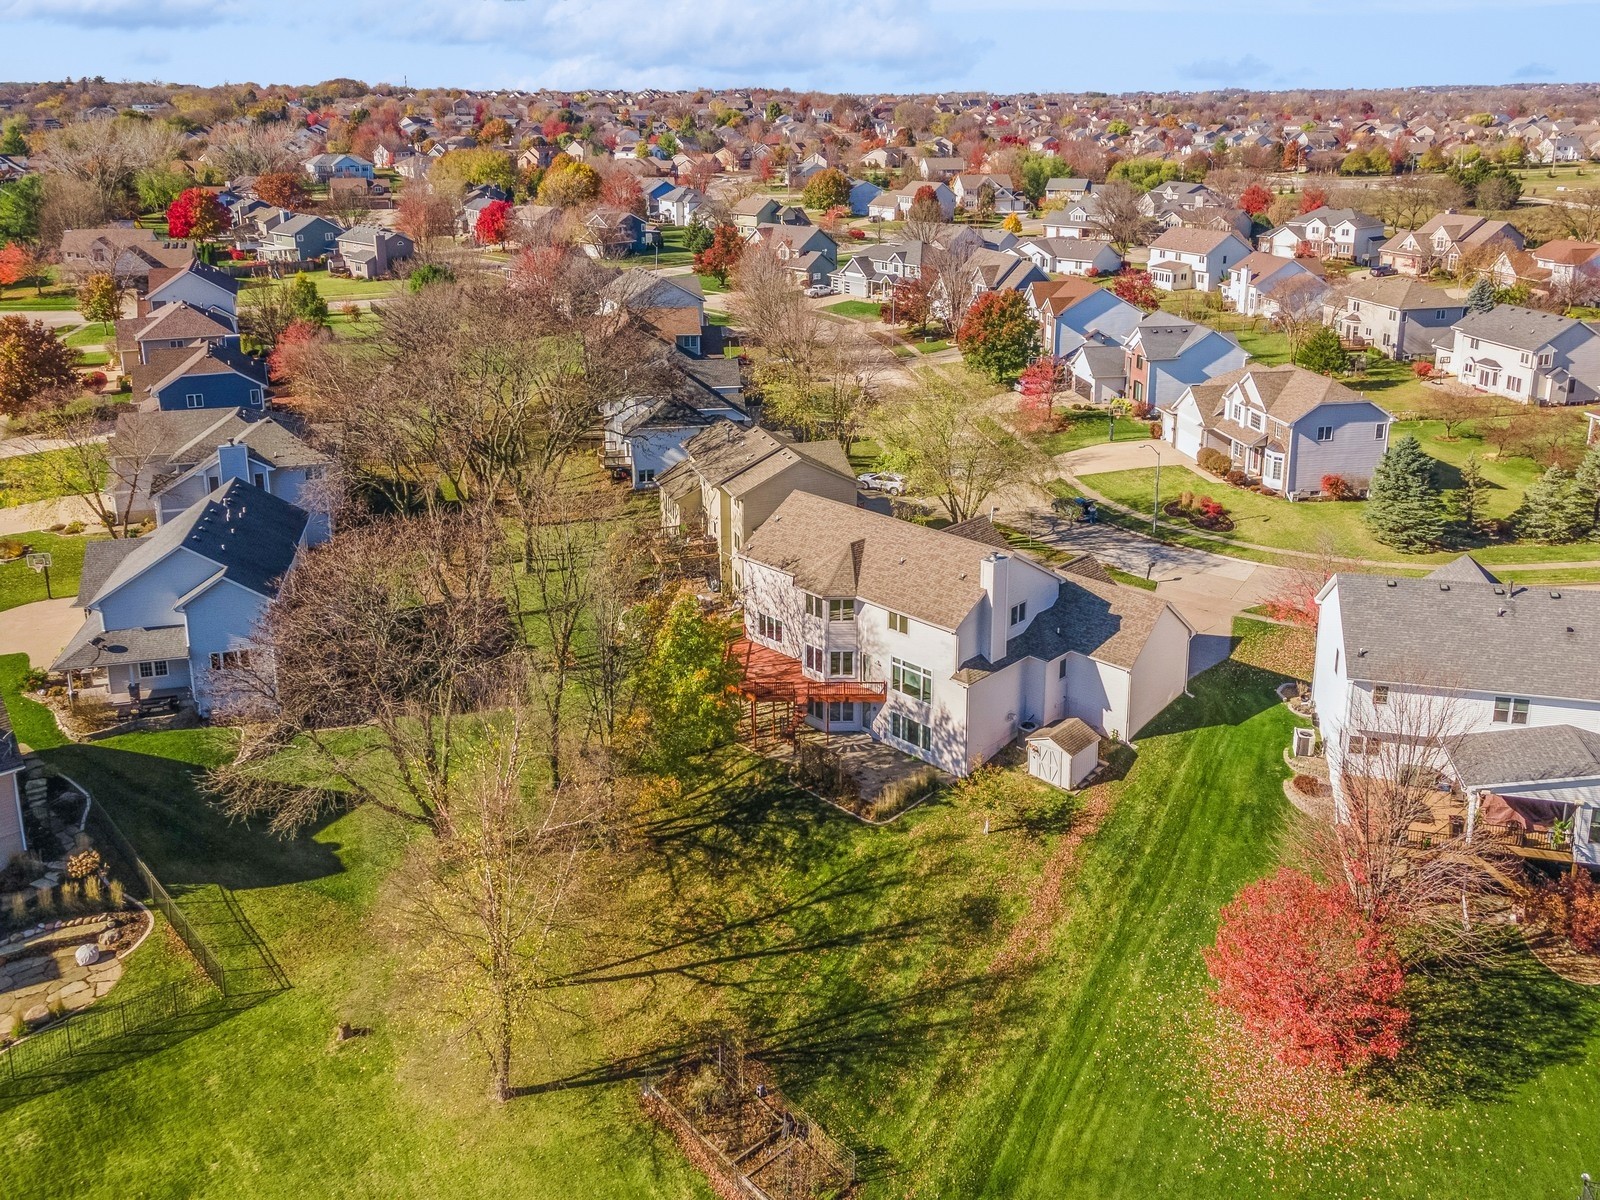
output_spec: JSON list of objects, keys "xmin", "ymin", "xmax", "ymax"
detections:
[
  {"xmin": 1111, "ymin": 268, "xmax": 1160, "ymax": 312},
  {"xmin": 0, "ymin": 242, "xmax": 31, "ymax": 296},
  {"xmin": 1298, "ymin": 186, "xmax": 1329, "ymax": 216},
  {"xmin": 1016, "ymin": 355, "xmax": 1067, "ymax": 431},
  {"xmin": 1205, "ymin": 869, "xmax": 1408, "ymax": 1073},
  {"xmin": 599, "ymin": 170, "xmax": 646, "ymax": 217},
  {"xmin": 473, "ymin": 198, "xmax": 514, "ymax": 247},
  {"xmin": 166, "ymin": 187, "xmax": 229, "ymax": 242},
  {"xmin": 267, "ymin": 318, "xmax": 325, "ymax": 384},
  {"xmin": 253, "ymin": 172, "xmax": 307, "ymax": 210},
  {"xmin": 692, "ymin": 223, "xmax": 744, "ymax": 285},
  {"xmin": 1239, "ymin": 183, "xmax": 1274, "ymax": 217},
  {"xmin": 883, "ymin": 273, "xmax": 934, "ymax": 333}
]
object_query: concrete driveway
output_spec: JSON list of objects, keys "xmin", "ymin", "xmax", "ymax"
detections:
[
  {"xmin": 0, "ymin": 597, "xmax": 81, "ymax": 668},
  {"xmin": 0, "ymin": 495, "xmax": 106, "ymax": 536},
  {"xmin": 1003, "ymin": 512, "xmax": 1288, "ymax": 677},
  {"xmin": 1055, "ymin": 439, "xmax": 1196, "ymax": 477}
]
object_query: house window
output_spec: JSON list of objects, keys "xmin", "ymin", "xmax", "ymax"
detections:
[
  {"xmin": 1469, "ymin": 337, "xmax": 1480, "ymax": 350},
  {"xmin": 806, "ymin": 594, "xmax": 823, "ymax": 619},
  {"xmin": 185, "ymin": 393, "xmax": 205, "ymax": 409},
  {"xmin": 1492, "ymin": 696, "xmax": 1530, "ymax": 724},
  {"xmin": 889, "ymin": 711, "xmax": 932, "ymax": 751},
  {"xmin": 828, "ymin": 598, "xmax": 856, "ymax": 622},
  {"xmin": 208, "ymin": 649, "xmax": 252, "ymax": 671},
  {"xmin": 810, "ymin": 699, "xmax": 855, "ymax": 723},
  {"xmin": 1009, "ymin": 601, "xmax": 1027, "ymax": 626},
  {"xmin": 248, "ymin": 388, "xmax": 264, "ymax": 406},
  {"xmin": 1131, "ymin": 382, "xmax": 1143, "ymax": 403},
  {"xmin": 829, "ymin": 651, "xmax": 855, "ymax": 677},
  {"xmin": 1507, "ymin": 377, "xmax": 1522, "ymax": 393},
  {"xmin": 137, "ymin": 660, "xmax": 169, "ymax": 679},
  {"xmin": 757, "ymin": 613, "xmax": 783, "ymax": 642},
  {"xmin": 1058, "ymin": 658, "xmax": 1068, "ymax": 679},
  {"xmin": 1372, "ymin": 685, "xmax": 1389, "ymax": 706},
  {"xmin": 1316, "ymin": 426, "xmax": 1334, "ymax": 442},
  {"xmin": 1348, "ymin": 734, "xmax": 1377, "ymax": 756},
  {"xmin": 1376, "ymin": 424, "xmax": 1386, "ymax": 440},
  {"xmin": 891, "ymin": 657, "xmax": 932, "ymax": 703},
  {"xmin": 887, "ymin": 611, "xmax": 909, "ymax": 634},
  {"xmin": 1267, "ymin": 457, "xmax": 1282, "ymax": 483},
  {"xmin": 804, "ymin": 645, "xmax": 824, "ymax": 672}
]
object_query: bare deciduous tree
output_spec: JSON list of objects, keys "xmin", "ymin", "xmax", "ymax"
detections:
[
  {"xmin": 1090, "ymin": 179, "xmax": 1157, "ymax": 251},
  {"xmin": 399, "ymin": 709, "xmax": 616, "ymax": 1101},
  {"xmin": 22, "ymin": 398, "xmax": 166, "ymax": 537},
  {"xmin": 206, "ymin": 505, "xmax": 518, "ymax": 837}
]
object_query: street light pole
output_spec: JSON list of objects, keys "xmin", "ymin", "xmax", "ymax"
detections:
[{"xmin": 1145, "ymin": 443, "xmax": 1162, "ymax": 538}]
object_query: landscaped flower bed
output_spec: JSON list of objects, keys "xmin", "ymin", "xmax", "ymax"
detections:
[{"xmin": 1163, "ymin": 490, "xmax": 1235, "ymax": 532}]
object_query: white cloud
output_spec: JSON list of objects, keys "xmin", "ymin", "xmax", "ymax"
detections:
[
  {"xmin": 364, "ymin": 0, "xmax": 973, "ymax": 89},
  {"xmin": 2, "ymin": 0, "xmax": 238, "ymax": 28}
]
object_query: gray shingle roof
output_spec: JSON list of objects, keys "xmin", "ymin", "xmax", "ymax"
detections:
[
  {"xmin": 1027, "ymin": 716, "xmax": 1100, "ymax": 757},
  {"xmin": 55, "ymin": 623, "xmax": 189, "ymax": 672},
  {"xmin": 1453, "ymin": 305, "xmax": 1584, "ymax": 353},
  {"xmin": 86, "ymin": 479, "xmax": 308, "ymax": 606},
  {"xmin": 1333, "ymin": 573, "xmax": 1600, "ymax": 702},
  {"xmin": 1450, "ymin": 724, "xmax": 1600, "ymax": 788}
]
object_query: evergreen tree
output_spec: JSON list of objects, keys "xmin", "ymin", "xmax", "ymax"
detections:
[
  {"xmin": 1574, "ymin": 441, "xmax": 1600, "ymax": 533},
  {"xmin": 1294, "ymin": 325, "xmax": 1348, "ymax": 376},
  {"xmin": 1517, "ymin": 465, "xmax": 1588, "ymax": 543},
  {"xmin": 287, "ymin": 272, "xmax": 330, "ymax": 327},
  {"xmin": 1365, "ymin": 435, "xmax": 1447, "ymax": 552},
  {"xmin": 1464, "ymin": 276, "xmax": 1496, "ymax": 314},
  {"xmin": 1455, "ymin": 453, "xmax": 1489, "ymax": 534}
]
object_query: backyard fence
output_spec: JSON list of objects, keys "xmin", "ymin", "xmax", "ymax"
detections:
[{"xmin": 1, "ymin": 790, "xmax": 289, "ymax": 1093}]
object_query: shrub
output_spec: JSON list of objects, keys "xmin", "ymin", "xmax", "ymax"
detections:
[
  {"xmin": 1149, "ymin": 420, "xmax": 1162, "ymax": 439},
  {"xmin": 1177, "ymin": 490, "xmax": 1195, "ymax": 511},
  {"xmin": 1412, "ymin": 361, "xmax": 1433, "ymax": 378},
  {"xmin": 1525, "ymin": 872, "xmax": 1600, "ymax": 955},
  {"xmin": 0, "ymin": 539, "xmax": 24, "ymax": 560},
  {"xmin": 1198, "ymin": 496, "xmax": 1227, "ymax": 520},
  {"xmin": 20, "ymin": 667, "xmax": 47, "ymax": 690},
  {"xmin": 1225, "ymin": 468, "xmax": 1249, "ymax": 487},
  {"xmin": 1292, "ymin": 773, "xmax": 1324, "ymax": 795},
  {"xmin": 848, "ymin": 228, "xmax": 865, "ymax": 240},
  {"xmin": 80, "ymin": 370, "xmax": 107, "ymax": 391},
  {"xmin": 1197, "ymin": 447, "xmax": 1231, "ymax": 477},
  {"xmin": 62, "ymin": 521, "xmax": 84, "ymax": 535},
  {"xmin": 1320, "ymin": 473, "xmax": 1351, "ymax": 501}
]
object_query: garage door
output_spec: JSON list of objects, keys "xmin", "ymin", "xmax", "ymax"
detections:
[{"xmin": 1172, "ymin": 406, "xmax": 1204, "ymax": 459}]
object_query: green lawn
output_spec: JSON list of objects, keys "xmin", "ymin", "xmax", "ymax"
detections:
[
  {"xmin": 696, "ymin": 274, "xmax": 728, "ymax": 294},
  {"xmin": 913, "ymin": 338, "xmax": 952, "ymax": 354},
  {"xmin": 617, "ymin": 225, "xmax": 697, "ymax": 268},
  {"xmin": 242, "ymin": 272, "xmax": 399, "ymax": 304},
  {"xmin": 4, "ymin": 625, "xmax": 1596, "ymax": 1196},
  {"xmin": 0, "ymin": 448, "xmax": 102, "ymax": 508},
  {"xmin": 1034, "ymin": 407, "xmax": 1156, "ymax": 456},
  {"xmin": 823, "ymin": 299, "xmax": 882, "ymax": 320},
  {"xmin": 1081, "ymin": 464, "xmax": 1600, "ymax": 568},
  {"xmin": 0, "ymin": 530, "xmax": 100, "ymax": 609},
  {"xmin": 62, "ymin": 323, "xmax": 111, "ymax": 349},
  {"xmin": 0, "ymin": 293, "xmax": 81, "ymax": 311}
]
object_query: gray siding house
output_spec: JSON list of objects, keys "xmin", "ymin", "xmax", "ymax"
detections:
[
  {"xmin": 1435, "ymin": 305, "xmax": 1600, "ymax": 406},
  {"xmin": 1163, "ymin": 364, "xmax": 1393, "ymax": 497},
  {"xmin": 1324, "ymin": 277, "xmax": 1467, "ymax": 360},
  {"xmin": 261, "ymin": 214, "xmax": 343, "ymax": 263},
  {"xmin": 335, "ymin": 225, "xmax": 415, "ymax": 279}
]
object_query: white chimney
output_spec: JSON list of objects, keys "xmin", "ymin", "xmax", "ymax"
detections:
[{"xmin": 981, "ymin": 552, "xmax": 1010, "ymax": 664}]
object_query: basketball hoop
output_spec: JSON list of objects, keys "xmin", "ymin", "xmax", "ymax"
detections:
[{"xmin": 25, "ymin": 552, "xmax": 51, "ymax": 572}]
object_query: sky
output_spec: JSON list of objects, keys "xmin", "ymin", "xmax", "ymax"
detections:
[{"xmin": 1, "ymin": 0, "xmax": 1594, "ymax": 96}]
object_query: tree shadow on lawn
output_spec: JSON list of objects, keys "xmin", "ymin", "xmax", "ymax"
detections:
[
  {"xmin": 1360, "ymin": 939, "xmax": 1600, "ymax": 1107},
  {"xmin": 1135, "ymin": 658, "xmax": 1288, "ymax": 739},
  {"xmin": 38, "ymin": 742, "xmax": 347, "ymax": 893}
]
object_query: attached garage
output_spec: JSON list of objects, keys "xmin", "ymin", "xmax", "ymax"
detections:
[{"xmin": 1166, "ymin": 393, "xmax": 1205, "ymax": 460}]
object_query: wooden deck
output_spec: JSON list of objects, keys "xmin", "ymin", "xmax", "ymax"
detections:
[{"xmin": 1404, "ymin": 793, "xmax": 1574, "ymax": 864}]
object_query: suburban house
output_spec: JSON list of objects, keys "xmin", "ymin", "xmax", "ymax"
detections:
[
  {"xmin": 302, "ymin": 153, "xmax": 374, "ymax": 182},
  {"xmin": 867, "ymin": 183, "xmax": 956, "ymax": 222},
  {"xmin": 334, "ymin": 226, "xmax": 415, "ymax": 279},
  {"xmin": 140, "ymin": 260, "xmax": 239, "ymax": 321},
  {"xmin": 1491, "ymin": 240, "xmax": 1600, "ymax": 297},
  {"xmin": 600, "ymin": 355, "xmax": 749, "ymax": 489},
  {"xmin": 1379, "ymin": 212, "xmax": 1525, "ymax": 276},
  {"xmin": 916, "ymin": 155, "xmax": 967, "ymax": 181},
  {"xmin": 656, "ymin": 424, "xmax": 857, "ymax": 584},
  {"xmin": 1043, "ymin": 199, "xmax": 1100, "ymax": 239},
  {"xmin": 1323, "ymin": 277, "xmax": 1467, "ymax": 359},
  {"xmin": 52, "ymin": 475, "xmax": 326, "ymax": 716},
  {"xmin": 731, "ymin": 195, "xmax": 783, "ymax": 233},
  {"xmin": 1313, "ymin": 557, "xmax": 1600, "ymax": 868},
  {"xmin": 746, "ymin": 223, "xmax": 838, "ymax": 286},
  {"xmin": 1434, "ymin": 305, "xmax": 1600, "ymax": 406},
  {"xmin": 59, "ymin": 225, "xmax": 191, "ymax": 287},
  {"xmin": 951, "ymin": 173, "xmax": 1028, "ymax": 214},
  {"xmin": 845, "ymin": 179, "xmax": 883, "ymax": 217},
  {"xmin": 601, "ymin": 269, "xmax": 710, "ymax": 356},
  {"xmin": 0, "ymin": 705, "xmax": 24, "ymax": 868},
  {"xmin": 115, "ymin": 302, "xmax": 238, "ymax": 373},
  {"xmin": 130, "ymin": 343, "xmax": 270, "ymax": 412},
  {"xmin": 579, "ymin": 207, "xmax": 655, "ymax": 258},
  {"xmin": 732, "ymin": 494, "xmax": 1193, "ymax": 778},
  {"xmin": 655, "ymin": 185, "xmax": 704, "ymax": 226},
  {"xmin": 1162, "ymin": 364, "xmax": 1392, "ymax": 496},
  {"xmin": 831, "ymin": 239, "xmax": 930, "ymax": 298},
  {"xmin": 1223, "ymin": 252, "xmax": 1329, "ymax": 319},
  {"xmin": 966, "ymin": 249, "xmax": 1048, "ymax": 299},
  {"xmin": 1258, "ymin": 206, "xmax": 1386, "ymax": 265},
  {"xmin": 1044, "ymin": 177, "xmax": 1093, "ymax": 205},
  {"xmin": 1122, "ymin": 313, "xmax": 1249, "ymax": 409},
  {"xmin": 1012, "ymin": 236, "xmax": 1123, "ymax": 278},
  {"xmin": 107, "ymin": 407, "xmax": 332, "ymax": 529},
  {"xmin": 1146, "ymin": 228, "xmax": 1252, "ymax": 292},
  {"xmin": 260, "ymin": 213, "xmax": 343, "ymax": 263},
  {"xmin": 1038, "ymin": 284, "xmax": 1142, "ymax": 359}
]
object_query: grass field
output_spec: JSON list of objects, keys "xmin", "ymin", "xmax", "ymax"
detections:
[
  {"xmin": 0, "ymin": 293, "xmax": 80, "ymax": 311},
  {"xmin": 0, "ymin": 530, "xmax": 98, "ymax": 609},
  {"xmin": 62, "ymin": 323, "xmax": 111, "ymax": 349},
  {"xmin": 2, "ymin": 624, "xmax": 1596, "ymax": 1197},
  {"xmin": 1034, "ymin": 407, "xmax": 1156, "ymax": 456},
  {"xmin": 0, "ymin": 448, "xmax": 102, "ymax": 509},
  {"xmin": 823, "ymin": 299, "xmax": 882, "ymax": 320},
  {"xmin": 241, "ymin": 272, "xmax": 399, "ymax": 304},
  {"xmin": 617, "ymin": 225, "xmax": 698, "ymax": 268}
]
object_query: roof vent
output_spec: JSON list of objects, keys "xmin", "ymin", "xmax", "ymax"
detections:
[
  {"xmin": 1550, "ymin": 590, "xmax": 1562, "ymax": 599},
  {"xmin": 1567, "ymin": 626, "xmax": 1576, "ymax": 634},
  {"xmin": 1498, "ymin": 607, "xmax": 1507, "ymax": 617},
  {"xmin": 1438, "ymin": 582, "xmax": 1450, "ymax": 592},
  {"xmin": 1493, "ymin": 586, "xmax": 1506, "ymax": 595},
  {"xmin": 1386, "ymin": 579, "xmax": 1397, "ymax": 587}
]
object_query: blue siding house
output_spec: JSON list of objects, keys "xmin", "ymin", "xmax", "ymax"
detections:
[{"xmin": 133, "ymin": 344, "xmax": 270, "ymax": 412}]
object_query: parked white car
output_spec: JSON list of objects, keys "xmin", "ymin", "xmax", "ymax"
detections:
[
  {"xmin": 855, "ymin": 471, "xmax": 907, "ymax": 495},
  {"xmin": 804, "ymin": 284, "xmax": 833, "ymax": 298}
]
